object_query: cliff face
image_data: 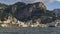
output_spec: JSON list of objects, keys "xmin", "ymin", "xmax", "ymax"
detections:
[
  {"xmin": 0, "ymin": 2, "xmax": 57, "ymax": 24},
  {"xmin": 5, "ymin": 2, "xmax": 46, "ymax": 22}
]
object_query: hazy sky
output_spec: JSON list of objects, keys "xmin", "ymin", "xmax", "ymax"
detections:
[{"xmin": 0, "ymin": 0, "xmax": 60, "ymax": 10}]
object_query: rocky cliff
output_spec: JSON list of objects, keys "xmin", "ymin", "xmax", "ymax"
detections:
[
  {"xmin": 4, "ymin": 2, "xmax": 46, "ymax": 22},
  {"xmin": 0, "ymin": 2, "xmax": 57, "ymax": 24}
]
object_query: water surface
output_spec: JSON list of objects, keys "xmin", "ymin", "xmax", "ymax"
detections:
[{"xmin": 0, "ymin": 27, "xmax": 60, "ymax": 34}]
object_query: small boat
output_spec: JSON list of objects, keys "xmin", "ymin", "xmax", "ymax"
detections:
[{"xmin": 48, "ymin": 25, "xmax": 55, "ymax": 27}]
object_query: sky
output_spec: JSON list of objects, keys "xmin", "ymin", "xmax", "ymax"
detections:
[{"xmin": 0, "ymin": 0, "xmax": 60, "ymax": 10}]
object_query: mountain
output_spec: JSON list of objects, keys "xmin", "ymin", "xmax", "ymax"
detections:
[
  {"xmin": 0, "ymin": 2, "xmax": 57, "ymax": 24},
  {"xmin": 54, "ymin": 9, "xmax": 60, "ymax": 15},
  {"xmin": 54, "ymin": 9, "xmax": 60, "ymax": 20},
  {"xmin": 0, "ymin": 3, "xmax": 8, "ymax": 21},
  {"xmin": 5, "ymin": 2, "xmax": 46, "ymax": 22}
]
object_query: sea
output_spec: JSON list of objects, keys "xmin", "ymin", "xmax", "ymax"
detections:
[{"xmin": 0, "ymin": 27, "xmax": 60, "ymax": 34}]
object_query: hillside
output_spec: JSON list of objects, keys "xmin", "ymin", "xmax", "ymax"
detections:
[{"xmin": 0, "ymin": 2, "xmax": 57, "ymax": 24}]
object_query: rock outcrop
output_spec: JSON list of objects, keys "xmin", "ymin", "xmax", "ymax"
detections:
[
  {"xmin": 4, "ymin": 2, "xmax": 46, "ymax": 22},
  {"xmin": 0, "ymin": 2, "xmax": 57, "ymax": 24}
]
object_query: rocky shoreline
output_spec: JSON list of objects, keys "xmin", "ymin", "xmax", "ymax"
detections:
[{"xmin": 0, "ymin": 16, "xmax": 47, "ymax": 28}]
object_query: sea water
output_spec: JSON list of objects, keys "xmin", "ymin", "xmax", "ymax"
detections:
[{"xmin": 0, "ymin": 27, "xmax": 60, "ymax": 34}]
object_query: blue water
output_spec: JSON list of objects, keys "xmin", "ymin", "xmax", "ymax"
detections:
[{"xmin": 0, "ymin": 27, "xmax": 60, "ymax": 34}]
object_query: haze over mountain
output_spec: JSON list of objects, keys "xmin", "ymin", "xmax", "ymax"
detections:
[
  {"xmin": 54, "ymin": 9, "xmax": 60, "ymax": 15},
  {"xmin": 0, "ymin": 0, "xmax": 60, "ymax": 4},
  {"xmin": 0, "ymin": 0, "xmax": 60, "ymax": 10}
]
